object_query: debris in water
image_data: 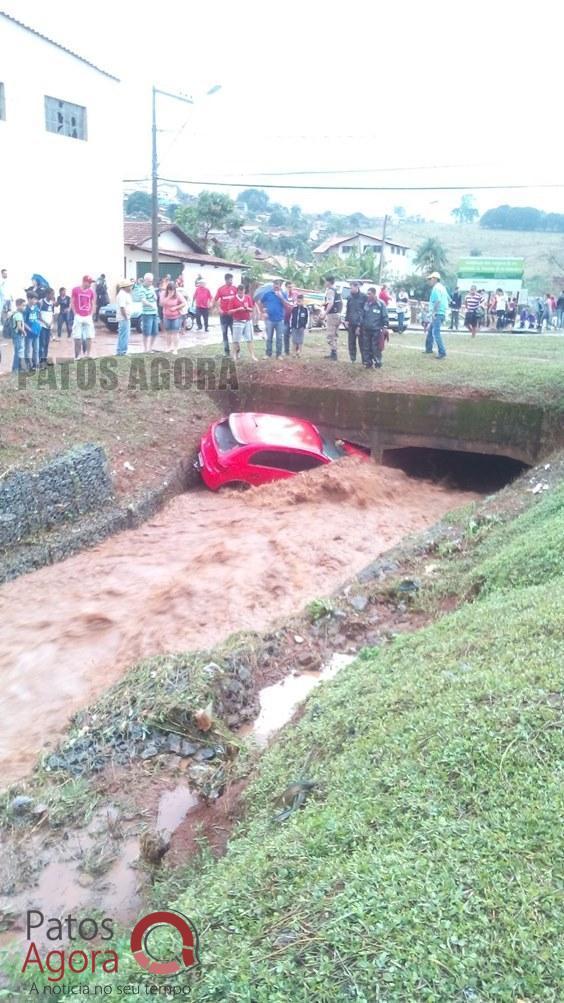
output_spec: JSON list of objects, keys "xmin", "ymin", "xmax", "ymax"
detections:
[
  {"xmin": 194, "ymin": 702, "xmax": 213, "ymax": 732},
  {"xmin": 139, "ymin": 831, "xmax": 170, "ymax": 866},
  {"xmin": 274, "ymin": 780, "xmax": 316, "ymax": 822},
  {"xmin": 9, "ymin": 796, "xmax": 34, "ymax": 816},
  {"xmin": 350, "ymin": 594, "xmax": 368, "ymax": 612}
]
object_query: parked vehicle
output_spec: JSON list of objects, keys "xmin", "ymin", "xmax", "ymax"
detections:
[
  {"xmin": 196, "ymin": 412, "xmax": 366, "ymax": 490},
  {"xmin": 99, "ymin": 303, "xmax": 195, "ymax": 333}
]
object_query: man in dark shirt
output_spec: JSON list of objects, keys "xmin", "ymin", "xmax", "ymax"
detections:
[
  {"xmin": 361, "ymin": 287, "xmax": 389, "ymax": 369},
  {"xmin": 56, "ymin": 287, "xmax": 72, "ymax": 338},
  {"xmin": 450, "ymin": 287, "xmax": 462, "ymax": 330},
  {"xmin": 344, "ymin": 282, "xmax": 367, "ymax": 362}
]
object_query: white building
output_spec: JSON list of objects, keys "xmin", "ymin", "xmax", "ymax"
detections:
[
  {"xmin": 0, "ymin": 11, "xmax": 123, "ymax": 296},
  {"xmin": 312, "ymin": 231, "xmax": 412, "ymax": 279},
  {"xmin": 123, "ymin": 222, "xmax": 245, "ymax": 294}
]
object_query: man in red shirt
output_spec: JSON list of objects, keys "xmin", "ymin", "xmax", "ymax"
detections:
[
  {"xmin": 227, "ymin": 284, "xmax": 257, "ymax": 360},
  {"xmin": 193, "ymin": 279, "xmax": 212, "ymax": 332},
  {"xmin": 378, "ymin": 284, "xmax": 391, "ymax": 306},
  {"xmin": 214, "ymin": 272, "xmax": 238, "ymax": 356},
  {"xmin": 71, "ymin": 275, "xmax": 96, "ymax": 359}
]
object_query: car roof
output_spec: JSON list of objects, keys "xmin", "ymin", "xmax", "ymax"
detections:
[{"xmin": 228, "ymin": 413, "xmax": 323, "ymax": 453}]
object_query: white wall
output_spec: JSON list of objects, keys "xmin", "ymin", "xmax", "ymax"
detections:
[
  {"xmin": 124, "ymin": 249, "xmax": 242, "ymax": 300},
  {"xmin": 0, "ymin": 18, "xmax": 123, "ymax": 298}
]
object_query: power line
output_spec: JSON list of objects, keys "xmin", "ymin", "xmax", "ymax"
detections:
[
  {"xmin": 122, "ymin": 176, "xmax": 564, "ymax": 192},
  {"xmin": 211, "ymin": 162, "xmax": 492, "ymax": 177}
]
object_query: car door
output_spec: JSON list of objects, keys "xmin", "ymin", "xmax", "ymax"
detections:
[{"xmin": 243, "ymin": 448, "xmax": 327, "ymax": 485}]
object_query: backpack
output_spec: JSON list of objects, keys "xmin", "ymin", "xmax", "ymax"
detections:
[{"xmin": 11, "ymin": 312, "xmax": 22, "ymax": 337}]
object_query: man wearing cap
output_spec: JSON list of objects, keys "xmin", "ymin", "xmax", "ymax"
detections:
[
  {"xmin": 71, "ymin": 275, "xmax": 96, "ymax": 359},
  {"xmin": 424, "ymin": 272, "xmax": 448, "ymax": 359},
  {"xmin": 116, "ymin": 278, "xmax": 133, "ymax": 356},
  {"xmin": 344, "ymin": 281, "xmax": 367, "ymax": 362}
]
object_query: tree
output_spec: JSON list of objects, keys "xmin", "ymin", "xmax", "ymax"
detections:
[
  {"xmin": 269, "ymin": 206, "xmax": 290, "ymax": 227},
  {"xmin": 479, "ymin": 204, "xmax": 550, "ymax": 231},
  {"xmin": 451, "ymin": 194, "xmax": 479, "ymax": 224},
  {"xmin": 175, "ymin": 192, "xmax": 242, "ymax": 251},
  {"xmin": 394, "ymin": 206, "xmax": 406, "ymax": 219},
  {"xmin": 414, "ymin": 238, "xmax": 449, "ymax": 276},
  {"xmin": 236, "ymin": 188, "xmax": 270, "ymax": 214},
  {"xmin": 125, "ymin": 190, "xmax": 152, "ymax": 218}
]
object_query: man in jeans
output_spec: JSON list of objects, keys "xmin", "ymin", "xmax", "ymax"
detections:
[
  {"xmin": 193, "ymin": 279, "xmax": 212, "ymax": 332},
  {"xmin": 255, "ymin": 279, "xmax": 286, "ymax": 358},
  {"xmin": 116, "ymin": 278, "xmax": 133, "ymax": 356},
  {"xmin": 424, "ymin": 272, "xmax": 448, "ymax": 359},
  {"xmin": 139, "ymin": 272, "xmax": 159, "ymax": 352},
  {"xmin": 214, "ymin": 272, "xmax": 238, "ymax": 356},
  {"xmin": 322, "ymin": 275, "xmax": 342, "ymax": 360},
  {"xmin": 344, "ymin": 281, "xmax": 367, "ymax": 361}
]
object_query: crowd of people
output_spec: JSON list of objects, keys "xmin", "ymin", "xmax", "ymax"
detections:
[
  {"xmin": 2, "ymin": 264, "xmax": 563, "ymax": 374},
  {"xmin": 447, "ymin": 285, "xmax": 564, "ymax": 335}
]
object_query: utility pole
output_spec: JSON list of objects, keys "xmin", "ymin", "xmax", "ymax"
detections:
[
  {"xmin": 151, "ymin": 85, "xmax": 159, "ymax": 282},
  {"xmin": 150, "ymin": 85, "xmax": 221, "ymax": 284},
  {"xmin": 378, "ymin": 213, "xmax": 389, "ymax": 285}
]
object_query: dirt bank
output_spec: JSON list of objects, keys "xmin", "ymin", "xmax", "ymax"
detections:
[{"xmin": 0, "ymin": 458, "xmax": 479, "ymax": 787}]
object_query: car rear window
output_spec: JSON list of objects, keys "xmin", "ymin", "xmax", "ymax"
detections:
[
  {"xmin": 320, "ymin": 434, "xmax": 347, "ymax": 460},
  {"xmin": 214, "ymin": 420, "xmax": 239, "ymax": 452}
]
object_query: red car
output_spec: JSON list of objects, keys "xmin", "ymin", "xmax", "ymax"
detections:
[{"xmin": 196, "ymin": 412, "xmax": 365, "ymax": 490}]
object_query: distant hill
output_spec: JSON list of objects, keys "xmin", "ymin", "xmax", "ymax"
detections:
[{"xmin": 387, "ymin": 220, "xmax": 564, "ymax": 292}]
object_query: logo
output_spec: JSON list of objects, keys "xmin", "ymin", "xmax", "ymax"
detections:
[{"xmin": 130, "ymin": 910, "xmax": 199, "ymax": 976}]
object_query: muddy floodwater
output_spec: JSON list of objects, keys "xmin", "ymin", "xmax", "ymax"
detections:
[{"xmin": 0, "ymin": 458, "xmax": 479, "ymax": 786}]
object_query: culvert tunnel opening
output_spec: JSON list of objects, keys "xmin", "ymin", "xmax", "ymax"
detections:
[{"xmin": 381, "ymin": 447, "xmax": 528, "ymax": 493}]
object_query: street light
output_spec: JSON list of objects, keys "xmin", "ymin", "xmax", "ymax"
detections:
[{"xmin": 151, "ymin": 84, "xmax": 221, "ymax": 281}]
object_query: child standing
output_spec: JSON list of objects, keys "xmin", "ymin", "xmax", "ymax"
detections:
[
  {"xmin": 39, "ymin": 288, "xmax": 55, "ymax": 365},
  {"xmin": 289, "ymin": 295, "xmax": 309, "ymax": 357},
  {"xmin": 23, "ymin": 293, "xmax": 42, "ymax": 370}
]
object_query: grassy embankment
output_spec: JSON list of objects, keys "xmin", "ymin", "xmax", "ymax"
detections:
[
  {"xmin": 1, "ymin": 330, "xmax": 563, "ymax": 476},
  {"xmin": 5, "ymin": 459, "xmax": 563, "ymax": 1001}
]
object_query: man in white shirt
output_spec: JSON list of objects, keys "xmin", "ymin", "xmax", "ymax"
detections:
[{"xmin": 116, "ymin": 278, "xmax": 133, "ymax": 356}]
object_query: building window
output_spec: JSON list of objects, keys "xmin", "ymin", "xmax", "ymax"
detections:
[
  {"xmin": 0, "ymin": 83, "xmax": 5, "ymax": 120},
  {"xmin": 341, "ymin": 246, "xmax": 352, "ymax": 255},
  {"xmin": 45, "ymin": 96, "xmax": 87, "ymax": 140}
]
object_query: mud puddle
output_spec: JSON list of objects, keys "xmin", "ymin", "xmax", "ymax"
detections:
[
  {"xmin": 241, "ymin": 651, "xmax": 355, "ymax": 746},
  {"xmin": 0, "ymin": 457, "xmax": 480, "ymax": 786},
  {"xmin": 0, "ymin": 647, "xmax": 362, "ymax": 942}
]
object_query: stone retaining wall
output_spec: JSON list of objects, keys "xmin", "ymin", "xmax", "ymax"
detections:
[
  {"xmin": 0, "ymin": 444, "xmax": 112, "ymax": 548},
  {"xmin": 0, "ymin": 445, "xmax": 199, "ymax": 584}
]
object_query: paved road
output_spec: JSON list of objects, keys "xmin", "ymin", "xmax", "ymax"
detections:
[{"xmin": 0, "ymin": 317, "xmax": 229, "ymax": 375}]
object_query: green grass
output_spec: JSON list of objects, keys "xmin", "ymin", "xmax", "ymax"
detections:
[
  {"xmin": 1, "ymin": 331, "xmax": 562, "ymax": 479},
  {"xmin": 277, "ymin": 329, "xmax": 564, "ymax": 407},
  {"xmin": 6, "ymin": 473, "xmax": 563, "ymax": 1000}
]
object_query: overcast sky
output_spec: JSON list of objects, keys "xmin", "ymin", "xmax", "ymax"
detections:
[{"xmin": 7, "ymin": 0, "xmax": 564, "ymax": 221}]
